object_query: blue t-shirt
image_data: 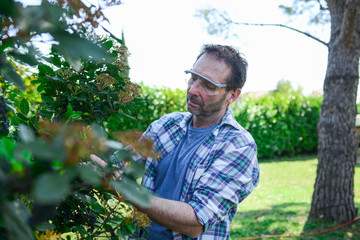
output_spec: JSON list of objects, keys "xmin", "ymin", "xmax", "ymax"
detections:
[{"xmin": 146, "ymin": 120, "xmax": 218, "ymax": 240}]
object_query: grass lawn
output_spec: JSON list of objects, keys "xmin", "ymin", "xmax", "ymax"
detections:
[{"xmin": 231, "ymin": 155, "xmax": 360, "ymax": 240}]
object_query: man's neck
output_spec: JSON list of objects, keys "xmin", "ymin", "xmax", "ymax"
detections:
[{"xmin": 192, "ymin": 110, "xmax": 226, "ymax": 128}]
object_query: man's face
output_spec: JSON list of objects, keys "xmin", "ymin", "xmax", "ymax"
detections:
[{"xmin": 186, "ymin": 53, "xmax": 231, "ymax": 118}]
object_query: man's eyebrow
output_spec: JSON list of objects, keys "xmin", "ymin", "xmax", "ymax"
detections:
[
  {"xmin": 185, "ymin": 69, "xmax": 227, "ymax": 88},
  {"xmin": 191, "ymin": 73, "xmax": 200, "ymax": 80}
]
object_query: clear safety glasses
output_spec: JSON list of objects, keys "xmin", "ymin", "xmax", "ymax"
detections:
[{"xmin": 184, "ymin": 69, "xmax": 227, "ymax": 96}]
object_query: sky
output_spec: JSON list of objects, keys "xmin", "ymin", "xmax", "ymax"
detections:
[
  {"xmin": 100, "ymin": 0, "xmax": 330, "ymax": 95},
  {"xmin": 21, "ymin": 0, "xmax": 331, "ymax": 95}
]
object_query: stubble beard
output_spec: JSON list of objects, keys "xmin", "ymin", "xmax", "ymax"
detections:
[{"xmin": 186, "ymin": 92, "xmax": 228, "ymax": 117}]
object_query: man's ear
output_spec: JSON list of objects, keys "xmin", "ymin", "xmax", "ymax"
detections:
[{"xmin": 226, "ymin": 88, "xmax": 241, "ymax": 105}]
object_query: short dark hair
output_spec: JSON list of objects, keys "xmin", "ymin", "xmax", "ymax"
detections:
[{"xmin": 195, "ymin": 44, "xmax": 248, "ymax": 91}]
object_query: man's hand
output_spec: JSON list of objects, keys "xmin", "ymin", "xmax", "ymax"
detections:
[
  {"xmin": 90, "ymin": 154, "xmax": 203, "ymax": 238},
  {"xmin": 136, "ymin": 196, "xmax": 204, "ymax": 238},
  {"xmin": 89, "ymin": 154, "xmax": 120, "ymax": 180}
]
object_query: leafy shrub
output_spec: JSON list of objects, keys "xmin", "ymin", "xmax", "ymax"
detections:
[
  {"xmin": 0, "ymin": 1, "xmax": 153, "ymax": 239},
  {"xmin": 119, "ymin": 82, "xmax": 321, "ymax": 159},
  {"xmin": 233, "ymin": 90, "xmax": 322, "ymax": 159},
  {"xmin": 1, "ymin": 57, "xmax": 150, "ymax": 240},
  {"xmin": 116, "ymin": 85, "xmax": 187, "ymax": 132},
  {"xmin": 31, "ymin": 39, "xmax": 141, "ymax": 134},
  {"xmin": 0, "ymin": 122, "xmax": 152, "ymax": 240}
]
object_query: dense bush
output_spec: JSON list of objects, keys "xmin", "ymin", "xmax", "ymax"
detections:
[
  {"xmin": 121, "ymin": 82, "xmax": 322, "ymax": 160},
  {"xmin": 233, "ymin": 90, "xmax": 322, "ymax": 159},
  {"xmin": 0, "ymin": 1, "xmax": 152, "ymax": 239},
  {"xmin": 115, "ymin": 85, "xmax": 187, "ymax": 132}
]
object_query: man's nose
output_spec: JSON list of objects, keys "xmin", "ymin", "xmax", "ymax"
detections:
[{"xmin": 188, "ymin": 81, "xmax": 201, "ymax": 95}]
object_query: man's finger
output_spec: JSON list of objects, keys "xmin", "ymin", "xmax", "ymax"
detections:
[
  {"xmin": 90, "ymin": 154, "xmax": 108, "ymax": 168},
  {"xmin": 90, "ymin": 154, "xmax": 121, "ymax": 180}
]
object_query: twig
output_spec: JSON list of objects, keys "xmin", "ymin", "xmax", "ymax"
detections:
[
  {"xmin": 218, "ymin": 12, "xmax": 329, "ymax": 47},
  {"xmin": 233, "ymin": 22, "xmax": 328, "ymax": 47},
  {"xmin": 316, "ymin": 0, "xmax": 329, "ymax": 10}
]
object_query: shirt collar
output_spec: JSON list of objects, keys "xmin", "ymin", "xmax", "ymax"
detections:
[
  {"xmin": 177, "ymin": 108, "xmax": 240, "ymax": 131},
  {"xmin": 219, "ymin": 108, "xmax": 241, "ymax": 130}
]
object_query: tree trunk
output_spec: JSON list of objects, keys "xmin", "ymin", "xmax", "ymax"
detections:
[{"xmin": 309, "ymin": 0, "xmax": 360, "ymax": 223}]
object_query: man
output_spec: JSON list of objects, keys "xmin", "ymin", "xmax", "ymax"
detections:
[{"xmin": 92, "ymin": 44, "xmax": 259, "ymax": 239}]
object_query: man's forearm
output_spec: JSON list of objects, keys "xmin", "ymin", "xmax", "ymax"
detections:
[
  {"xmin": 136, "ymin": 196, "xmax": 204, "ymax": 238},
  {"xmin": 89, "ymin": 155, "xmax": 203, "ymax": 237}
]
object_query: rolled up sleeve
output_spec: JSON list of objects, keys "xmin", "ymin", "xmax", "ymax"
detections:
[{"xmin": 187, "ymin": 141, "xmax": 259, "ymax": 230}]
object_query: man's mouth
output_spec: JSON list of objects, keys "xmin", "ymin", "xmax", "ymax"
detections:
[
  {"xmin": 189, "ymin": 100, "xmax": 199, "ymax": 107},
  {"xmin": 188, "ymin": 96, "xmax": 201, "ymax": 107}
]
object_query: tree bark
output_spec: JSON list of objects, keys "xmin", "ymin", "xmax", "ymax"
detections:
[{"xmin": 309, "ymin": 0, "xmax": 360, "ymax": 223}]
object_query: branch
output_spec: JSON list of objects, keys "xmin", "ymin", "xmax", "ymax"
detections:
[
  {"xmin": 316, "ymin": 0, "xmax": 329, "ymax": 10},
  {"xmin": 214, "ymin": 11, "xmax": 328, "ymax": 47},
  {"xmin": 200, "ymin": 9, "xmax": 329, "ymax": 47},
  {"xmin": 232, "ymin": 22, "xmax": 329, "ymax": 47},
  {"xmin": 338, "ymin": 0, "xmax": 360, "ymax": 46}
]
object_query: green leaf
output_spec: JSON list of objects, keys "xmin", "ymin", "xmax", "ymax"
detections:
[
  {"xmin": 71, "ymin": 111, "xmax": 82, "ymax": 118},
  {"xmin": 37, "ymin": 83, "xmax": 45, "ymax": 92},
  {"xmin": 72, "ymin": 225, "xmax": 87, "ymax": 234},
  {"xmin": 31, "ymin": 79, "xmax": 42, "ymax": 84},
  {"xmin": 49, "ymin": 75, "xmax": 61, "ymax": 81},
  {"xmin": 77, "ymin": 165, "xmax": 101, "ymax": 186},
  {"xmin": 46, "ymin": 50, "xmax": 62, "ymax": 67},
  {"xmin": 0, "ymin": 137, "xmax": 16, "ymax": 159},
  {"xmin": 6, "ymin": 102, "xmax": 17, "ymax": 114},
  {"xmin": 52, "ymin": 31, "xmax": 110, "ymax": 71},
  {"xmin": 90, "ymin": 123, "xmax": 107, "ymax": 138},
  {"xmin": 65, "ymin": 104, "xmax": 73, "ymax": 120},
  {"xmin": 76, "ymin": 95, "xmax": 87, "ymax": 102},
  {"xmin": 128, "ymin": 161, "xmax": 145, "ymax": 179},
  {"xmin": 16, "ymin": 112, "xmax": 29, "ymax": 121},
  {"xmin": 16, "ymin": 140, "xmax": 65, "ymax": 161},
  {"xmin": 39, "ymin": 108, "xmax": 54, "ymax": 119},
  {"xmin": 104, "ymin": 224, "xmax": 112, "ymax": 232},
  {"xmin": 0, "ymin": 0, "xmax": 19, "ymax": 17},
  {"xmin": 8, "ymin": 50, "xmax": 38, "ymax": 66},
  {"xmin": 110, "ymin": 176, "xmax": 150, "ymax": 208},
  {"xmin": 32, "ymin": 173, "xmax": 70, "ymax": 204},
  {"xmin": 102, "ymin": 26, "xmax": 125, "ymax": 45},
  {"xmin": 0, "ymin": 62, "xmax": 26, "ymax": 91},
  {"xmin": 38, "ymin": 64, "xmax": 55, "ymax": 76},
  {"xmin": 103, "ymin": 39, "xmax": 113, "ymax": 50},
  {"xmin": 10, "ymin": 115, "xmax": 21, "ymax": 126},
  {"xmin": 0, "ymin": 200, "xmax": 34, "ymax": 240},
  {"xmin": 19, "ymin": 99, "xmax": 29, "ymax": 115},
  {"xmin": 0, "ymin": 38, "xmax": 14, "ymax": 52},
  {"xmin": 34, "ymin": 221, "xmax": 55, "ymax": 231},
  {"xmin": 125, "ymin": 223, "xmax": 134, "ymax": 232},
  {"xmin": 90, "ymin": 202, "xmax": 106, "ymax": 214},
  {"xmin": 20, "ymin": 151, "xmax": 32, "ymax": 163},
  {"xmin": 10, "ymin": 161, "xmax": 24, "ymax": 173}
]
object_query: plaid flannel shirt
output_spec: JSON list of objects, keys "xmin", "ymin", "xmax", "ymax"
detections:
[{"xmin": 140, "ymin": 108, "xmax": 259, "ymax": 240}]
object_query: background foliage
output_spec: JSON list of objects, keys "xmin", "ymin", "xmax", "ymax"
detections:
[
  {"xmin": 116, "ymin": 85, "xmax": 187, "ymax": 132},
  {"xmin": 133, "ymin": 80, "xmax": 322, "ymax": 159},
  {"xmin": 234, "ymin": 81, "xmax": 322, "ymax": 159},
  {"xmin": 0, "ymin": 1, "xmax": 152, "ymax": 240}
]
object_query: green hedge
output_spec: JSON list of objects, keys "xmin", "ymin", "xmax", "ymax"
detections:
[
  {"xmin": 121, "ymin": 85, "xmax": 322, "ymax": 159},
  {"xmin": 233, "ymin": 91, "xmax": 322, "ymax": 159},
  {"xmin": 113, "ymin": 85, "xmax": 187, "ymax": 132}
]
